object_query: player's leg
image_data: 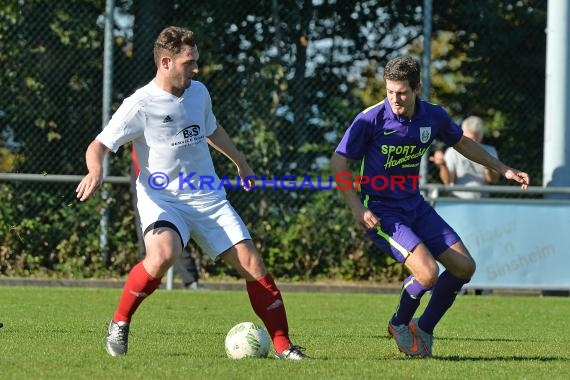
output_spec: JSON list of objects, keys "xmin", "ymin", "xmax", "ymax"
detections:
[
  {"xmin": 106, "ymin": 189, "xmax": 189, "ymax": 357},
  {"xmin": 106, "ymin": 223, "xmax": 183, "ymax": 356},
  {"xmin": 418, "ymin": 240, "xmax": 475, "ymax": 335},
  {"xmin": 395, "ymin": 243, "xmax": 439, "ymax": 325},
  {"xmin": 190, "ymin": 199, "xmax": 306, "ymax": 360},
  {"xmin": 365, "ymin": 209, "xmax": 437, "ymax": 357},
  {"xmin": 220, "ymin": 240, "xmax": 306, "ymax": 360},
  {"xmin": 412, "ymin": 204, "xmax": 476, "ymax": 356},
  {"xmin": 119, "ymin": 221, "xmax": 184, "ymax": 322},
  {"xmin": 384, "ymin": 243, "xmax": 438, "ymax": 357}
]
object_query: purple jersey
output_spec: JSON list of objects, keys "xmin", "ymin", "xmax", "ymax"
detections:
[{"xmin": 335, "ymin": 98, "xmax": 462, "ymax": 200}]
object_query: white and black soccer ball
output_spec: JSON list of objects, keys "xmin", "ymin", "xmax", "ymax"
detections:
[{"xmin": 225, "ymin": 322, "xmax": 270, "ymax": 359}]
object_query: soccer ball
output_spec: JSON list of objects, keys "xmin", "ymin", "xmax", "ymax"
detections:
[{"xmin": 225, "ymin": 322, "xmax": 270, "ymax": 359}]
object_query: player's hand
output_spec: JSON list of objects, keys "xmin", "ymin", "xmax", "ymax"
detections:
[
  {"xmin": 354, "ymin": 207, "xmax": 381, "ymax": 231},
  {"xmin": 504, "ymin": 168, "xmax": 530, "ymax": 190},
  {"xmin": 76, "ymin": 173, "xmax": 103, "ymax": 201},
  {"xmin": 237, "ymin": 163, "xmax": 256, "ymax": 191}
]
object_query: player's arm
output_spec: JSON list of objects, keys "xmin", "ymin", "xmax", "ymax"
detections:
[
  {"xmin": 76, "ymin": 139, "xmax": 111, "ymax": 201},
  {"xmin": 453, "ymin": 135, "xmax": 529, "ymax": 189},
  {"xmin": 207, "ymin": 123, "xmax": 256, "ymax": 190},
  {"xmin": 330, "ymin": 152, "xmax": 380, "ymax": 230}
]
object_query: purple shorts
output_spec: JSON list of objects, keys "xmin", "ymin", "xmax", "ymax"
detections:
[{"xmin": 364, "ymin": 195, "xmax": 460, "ymax": 263}]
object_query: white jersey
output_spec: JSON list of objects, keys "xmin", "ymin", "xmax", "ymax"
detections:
[
  {"xmin": 445, "ymin": 143, "xmax": 498, "ymax": 199},
  {"xmin": 97, "ymin": 80, "xmax": 224, "ymax": 201}
]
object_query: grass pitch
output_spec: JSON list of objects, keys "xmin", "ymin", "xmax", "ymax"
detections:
[{"xmin": 1, "ymin": 286, "xmax": 568, "ymax": 379}]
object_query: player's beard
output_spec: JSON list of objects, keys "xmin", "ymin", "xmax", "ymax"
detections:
[
  {"xmin": 183, "ymin": 74, "xmax": 194, "ymax": 89},
  {"xmin": 174, "ymin": 75, "xmax": 192, "ymax": 94}
]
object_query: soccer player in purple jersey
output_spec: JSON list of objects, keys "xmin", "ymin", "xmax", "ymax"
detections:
[{"xmin": 331, "ymin": 56, "xmax": 529, "ymax": 358}]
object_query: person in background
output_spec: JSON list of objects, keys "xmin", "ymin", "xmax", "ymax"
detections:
[
  {"xmin": 430, "ymin": 116, "xmax": 499, "ymax": 198},
  {"xmin": 431, "ymin": 116, "xmax": 499, "ymax": 296}
]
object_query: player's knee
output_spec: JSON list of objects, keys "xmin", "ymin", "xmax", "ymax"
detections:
[
  {"xmin": 221, "ymin": 243, "xmax": 267, "ymax": 280},
  {"xmin": 243, "ymin": 253, "xmax": 267, "ymax": 279},
  {"xmin": 455, "ymin": 257, "xmax": 476, "ymax": 280},
  {"xmin": 415, "ymin": 263, "xmax": 439, "ymax": 288},
  {"xmin": 144, "ymin": 249, "xmax": 176, "ymax": 273}
]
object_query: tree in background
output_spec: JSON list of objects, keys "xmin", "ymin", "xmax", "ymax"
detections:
[
  {"xmin": 0, "ymin": 0, "xmax": 547, "ymax": 279},
  {"xmin": 430, "ymin": 0, "xmax": 546, "ymax": 183}
]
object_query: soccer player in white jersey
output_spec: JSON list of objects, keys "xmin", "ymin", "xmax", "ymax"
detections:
[{"xmin": 76, "ymin": 26, "xmax": 306, "ymax": 360}]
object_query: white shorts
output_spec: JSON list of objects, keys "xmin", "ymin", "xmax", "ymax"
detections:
[{"xmin": 136, "ymin": 186, "xmax": 251, "ymax": 260}]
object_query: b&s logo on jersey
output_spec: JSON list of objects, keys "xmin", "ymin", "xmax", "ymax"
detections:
[{"xmin": 171, "ymin": 124, "xmax": 204, "ymax": 147}]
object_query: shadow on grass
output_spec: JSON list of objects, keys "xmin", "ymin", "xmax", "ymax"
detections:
[
  {"xmin": 434, "ymin": 355, "xmax": 569, "ymax": 362},
  {"xmin": 372, "ymin": 334, "xmax": 524, "ymax": 343},
  {"xmin": 374, "ymin": 333, "xmax": 545, "ymax": 343},
  {"xmin": 436, "ymin": 336, "xmax": 525, "ymax": 343}
]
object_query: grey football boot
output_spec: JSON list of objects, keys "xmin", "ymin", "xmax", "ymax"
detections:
[{"xmin": 105, "ymin": 320, "xmax": 130, "ymax": 356}]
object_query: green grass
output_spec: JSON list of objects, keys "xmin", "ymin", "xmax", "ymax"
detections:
[{"xmin": 1, "ymin": 287, "xmax": 568, "ymax": 379}]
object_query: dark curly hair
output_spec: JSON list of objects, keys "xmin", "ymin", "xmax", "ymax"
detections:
[{"xmin": 383, "ymin": 56, "xmax": 421, "ymax": 90}]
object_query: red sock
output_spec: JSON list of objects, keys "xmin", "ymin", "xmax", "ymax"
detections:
[
  {"xmin": 113, "ymin": 262, "xmax": 161, "ymax": 323},
  {"xmin": 246, "ymin": 274, "xmax": 291, "ymax": 353}
]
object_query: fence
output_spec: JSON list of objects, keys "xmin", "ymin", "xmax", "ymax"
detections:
[
  {"xmin": 3, "ymin": 170, "xmax": 568, "ymax": 287},
  {"xmin": 0, "ymin": 1, "xmax": 552, "ymax": 282}
]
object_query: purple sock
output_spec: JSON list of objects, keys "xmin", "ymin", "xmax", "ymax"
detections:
[
  {"xmin": 391, "ymin": 275, "xmax": 431, "ymax": 326},
  {"xmin": 419, "ymin": 271, "xmax": 469, "ymax": 334}
]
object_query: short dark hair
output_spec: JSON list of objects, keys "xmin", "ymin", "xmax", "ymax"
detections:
[
  {"xmin": 383, "ymin": 56, "xmax": 421, "ymax": 90},
  {"xmin": 154, "ymin": 26, "xmax": 196, "ymax": 67}
]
